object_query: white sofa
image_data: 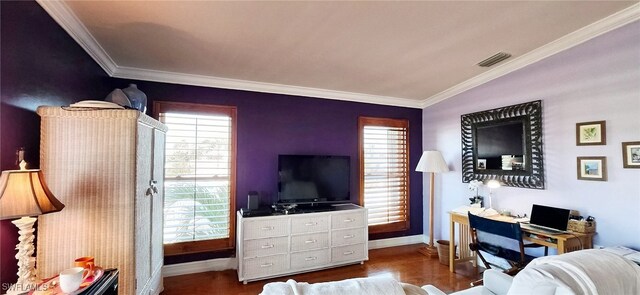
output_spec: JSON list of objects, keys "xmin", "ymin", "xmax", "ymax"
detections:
[
  {"xmin": 261, "ymin": 249, "xmax": 640, "ymax": 295},
  {"xmin": 260, "ymin": 276, "xmax": 428, "ymax": 295},
  {"xmin": 424, "ymin": 249, "xmax": 640, "ymax": 295}
]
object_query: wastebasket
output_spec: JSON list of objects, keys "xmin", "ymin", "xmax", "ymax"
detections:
[{"xmin": 436, "ymin": 240, "xmax": 456, "ymax": 265}]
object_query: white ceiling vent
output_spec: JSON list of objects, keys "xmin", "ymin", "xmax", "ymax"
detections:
[{"xmin": 477, "ymin": 52, "xmax": 512, "ymax": 67}]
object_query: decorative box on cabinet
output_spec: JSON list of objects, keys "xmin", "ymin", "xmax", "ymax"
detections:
[
  {"xmin": 36, "ymin": 107, "xmax": 167, "ymax": 295},
  {"xmin": 236, "ymin": 204, "xmax": 368, "ymax": 284}
]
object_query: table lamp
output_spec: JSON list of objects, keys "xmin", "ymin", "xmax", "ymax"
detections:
[
  {"xmin": 0, "ymin": 160, "xmax": 65, "ymax": 293},
  {"xmin": 415, "ymin": 151, "xmax": 449, "ymax": 258},
  {"xmin": 487, "ymin": 179, "xmax": 501, "ymax": 209},
  {"xmin": 486, "ymin": 180, "xmax": 501, "ymax": 209}
]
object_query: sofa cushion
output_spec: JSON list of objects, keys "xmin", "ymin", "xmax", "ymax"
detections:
[
  {"xmin": 506, "ymin": 249, "xmax": 640, "ymax": 295},
  {"xmin": 260, "ymin": 277, "xmax": 408, "ymax": 295},
  {"xmin": 482, "ymin": 269, "xmax": 513, "ymax": 295}
]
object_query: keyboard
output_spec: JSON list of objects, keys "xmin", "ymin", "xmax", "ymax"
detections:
[{"xmin": 521, "ymin": 223, "xmax": 567, "ymax": 234}]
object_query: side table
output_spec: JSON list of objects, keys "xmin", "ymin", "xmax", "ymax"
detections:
[{"xmin": 80, "ymin": 269, "xmax": 119, "ymax": 295}]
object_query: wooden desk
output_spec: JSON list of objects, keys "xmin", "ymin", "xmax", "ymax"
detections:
[{"xmin": 448, "ymin": 211, "xmax": 594, "ymax": 273}]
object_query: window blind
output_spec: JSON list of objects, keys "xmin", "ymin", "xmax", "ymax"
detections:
[
  {"xmin": 359, "ymin": 117, "xmax": 410, "ymax": 233},
  {"xmin": 160, "ymin": 112, "xmax": 233, "ymax": 244}
]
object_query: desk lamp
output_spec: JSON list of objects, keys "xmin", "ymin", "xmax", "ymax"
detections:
[
  {"xmin": 486, "ymin": 180, "xmax": 501, "ymax": 209},
  {"xmin": 416, "ymin": 151, "xmax": 449, "ymax": 258},
  {"xmin": 0, "ymin": 159, "xmax": 65, "ymax": 293}
]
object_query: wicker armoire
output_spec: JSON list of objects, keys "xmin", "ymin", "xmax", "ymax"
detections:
[{"xmin": 36, "ymin": 106, "xmax": 167, "ymax": 295}]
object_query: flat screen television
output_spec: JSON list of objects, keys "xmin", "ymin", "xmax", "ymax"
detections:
[{"xmin": 277, "ymin": 155, "xmax": 350, "ymax": 206}]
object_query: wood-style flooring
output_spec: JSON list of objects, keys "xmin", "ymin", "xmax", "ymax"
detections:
[{"xmin": 161, "ymin": 244, "xmax": 481, "ymax": 295}]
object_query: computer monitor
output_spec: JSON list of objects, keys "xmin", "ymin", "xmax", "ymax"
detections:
[{"xmin": 529, "ymin": 204, "xmax": 571, "ymax": 231}]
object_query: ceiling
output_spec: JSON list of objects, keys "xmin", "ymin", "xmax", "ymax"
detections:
[{"xmin": 38, "ymin": 1, "xmax": 639, "ymax": 108}]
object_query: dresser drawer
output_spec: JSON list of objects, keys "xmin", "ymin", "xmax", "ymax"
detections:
[
  {"xmin": 291, "ymin": 232, "xmax": 329, "ymax": 252},
  {"xmin": 243, "ymin": 254, "xmax": 289, "ymax": 278},
  {"xmin": 244, "ymin": 237, "xmax": 288, "ymax": 258},
  {"xmin": 291, "ymin": 215, "xmax": 329, "ymax": 234},
  {"xmin": 243, "ymin": 218, "xmax": 289, "ymax": 240},
  {"xmin": 331, "ymin": 211, "xmax": 365, "ymax": 230},
  {"xmin": 331, "ymin": 228, "xmax": 365, "ymax": 247},
  {"xmin": 331, "ymin": 244, "xmax": 366, "ymax": 263},
  {"xmin": 290, "ymin": 249, "xmax": 330, "ymax": 270}
]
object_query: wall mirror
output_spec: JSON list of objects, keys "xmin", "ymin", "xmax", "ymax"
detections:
[{"xmin": 461, "ymin": 100, "xmax": 544, "ymax": 189}]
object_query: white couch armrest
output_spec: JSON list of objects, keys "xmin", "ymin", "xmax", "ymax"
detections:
[
  {"xmin": 483, "ymin": 269, "xmax": 513, "ymax": 295},
  {"xmin": 421, "ymin": 285, "xmax": 448, "ymax": 295}
]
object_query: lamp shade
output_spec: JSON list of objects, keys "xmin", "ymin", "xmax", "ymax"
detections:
[
  {"xmin": 487, "ymin": 180, "xmax": 501, "ymax": 189},
  {"xmin": 0, "ymin": 169, "xmax": 65, "ymax": 220},
  {"xmin": 416, "ymin": 151, "xmax": 449, "ymax": 173}
]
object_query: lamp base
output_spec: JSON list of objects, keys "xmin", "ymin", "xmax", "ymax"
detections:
[
  {"xmin": 418, "ymin": 245, "xmax": 439, "ymax": 258},
  {"xmin": 10, "ymin": 216, "xmax": 39, "ymax": 294}
]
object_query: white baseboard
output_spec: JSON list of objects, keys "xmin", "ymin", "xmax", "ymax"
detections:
[
  {"xmin": 162, "ymin": 234, "xmax": 428, "ymax": 277},
  {"xmin": 162, "ymin": 257, "xmax": 238, "ymax": 278},
  {"xmin": 368, "ymin": 234, "xmax": 427, "ymax": 250}
]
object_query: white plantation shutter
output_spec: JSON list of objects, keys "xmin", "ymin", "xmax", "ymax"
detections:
[
  {"xmin": 155, "ymin": 101, "xmax": 236, "ymax": 255},
  {"xmin": 359, "ymin": 117, "xmax": 410, "ymax": 233}
]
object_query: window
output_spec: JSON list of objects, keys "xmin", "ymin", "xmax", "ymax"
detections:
[
  {"xmin": 358, "ymin": 117, "xmax": 410, "ymax": 234},
  {"xmin": 155, "ymin": 101, "xmax": 237, "ymax": 255}
]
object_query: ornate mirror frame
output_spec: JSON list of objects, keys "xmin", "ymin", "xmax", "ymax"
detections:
[{"xmin": 461, "ymin": 100, "xmax": 545, "ymax": 189}]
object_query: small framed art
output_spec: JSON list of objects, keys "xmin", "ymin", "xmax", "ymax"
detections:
[
  {"xmin": 622, "ymin": 141, "xmax": 640, "ymax": 169},
  {"xmin": 577, "ymin": 156, "xmax": 607, "ymax": 181},
  {"xmin": 576, "ymin": 121, "xmax": 606, "ymax": 145},
  {"xmin": 477, "ymin": 159, "xmax": 486, "ymax": 170}
]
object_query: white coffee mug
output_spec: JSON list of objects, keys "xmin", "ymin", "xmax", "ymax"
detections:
[{"xmin": 59, "ymin": 267, "xmax": 88, "ymax": 293}]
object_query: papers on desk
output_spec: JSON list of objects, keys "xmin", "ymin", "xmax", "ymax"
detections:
[
  {"xmin": 603, "ymin": 246, "xmax": 640, "ymax": 265},
  {"xmin": 452, "ymin": 206, "xmax": 484, "ymax": 215},
  {"xmin": 480, "ymin": 208, "xmax": 500, "ymax": 217},
  {"xmin": 451, "ymin": 206, "xmax": 499, "ymax": 217}
]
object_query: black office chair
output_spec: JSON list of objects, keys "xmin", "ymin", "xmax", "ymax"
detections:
[{"xmin": 468, "ymin": 212, "xmax": 543, "ymax": 284}]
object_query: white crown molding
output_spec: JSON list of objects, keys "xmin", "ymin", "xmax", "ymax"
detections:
[
  {"xmin": 31, "ymin": 0, "xmax": 424, "ymax": 109},
  {"xmin": 420, "ymin": 3, "xmax": 640, "ymax": 108},
  {"xmin": 113, "ymin": 66, "xmax": 423, "ymax": 108},
  {"xmin": 38, "ymin": 0, "xmax": 638, "ymax": 109},
  {"xmin": 36, "ymin": 0, "xmax": 118, "ymax": 75}
]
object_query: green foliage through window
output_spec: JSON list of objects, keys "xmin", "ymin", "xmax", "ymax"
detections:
[{"xmin": 160, "ymin": 112, "xmax": 233, "ymax": 244}]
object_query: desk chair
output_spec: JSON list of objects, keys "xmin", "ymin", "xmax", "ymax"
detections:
[{"xmin": 468, "ymin": 213, "xmax": 544, "ymax": 285}]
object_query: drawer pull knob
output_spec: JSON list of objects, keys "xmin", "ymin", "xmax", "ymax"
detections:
[
  {"xmin": 305, "ymin": 256, "xmax": 318, "ymax": 261},
  {"xmin": 343, "ymin": 251, "xmax": 355, "ymax": 255},
  {"xmin": 343, "ymin": 234, "xmax": 355, "ymax": 239},
  {"xmin": 261, "ymin": 244, "xmax": 275, "ymax": 249},
  {"xmin": 260, "ymin": 263, "xmax": 274, "ymax": 268},
  {"xmin": 344, "ymin": 218, "xmax": 355, "ymax": 223},
  {"xmin": 305, "ymin": 222, "xmax": 318, "ymax": 226},
  {"xmin": 304, "ymin": 239, "xmax": 317, "ymax": 244},
  {"xmin": 261, "ymin": 226, "xmax": 274, "ymax": 231}
]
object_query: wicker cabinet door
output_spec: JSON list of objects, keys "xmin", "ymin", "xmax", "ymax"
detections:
[
  {"xmin": 135, "ymin": 123, "xmax": 153, "ymax": 293},
  {"xmin": 150, "ymin": 128, "xmax": 166, "ymax": 292}
]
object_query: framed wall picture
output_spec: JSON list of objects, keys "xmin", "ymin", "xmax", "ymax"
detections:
[
  {"xmin": 477, "ymin": 159, "xmax": 487, "ymax": 170},
  {"xmin": 577, "ymin": 156, "xmax": 607, "ymax": 181},
  {"xmin": 622, "ymin": 141, "xmax": 640, "ymax": 169},
  {"xmin": 576, "ymin": 121, "xmax": 606, "ymax": 145}
]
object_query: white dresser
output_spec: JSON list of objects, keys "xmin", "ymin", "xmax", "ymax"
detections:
[{"xmin": 236, "ymin": 204, "xmax": 368, "ymax": 283}]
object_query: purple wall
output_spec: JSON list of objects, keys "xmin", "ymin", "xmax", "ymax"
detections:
[
  {"xmin": 423, "ymin": 21, "xmax": 640, "ymax": 250},
  {"xmin": 1, "ymin": 1, "xmax": 115, "ymax": 288},
  {"xmin": 111, "ymin": 79, "xmax": 424, "ymax": 264}
]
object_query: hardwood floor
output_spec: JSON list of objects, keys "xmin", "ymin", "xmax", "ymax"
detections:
[{"xmin": 161, "ymin": 244, "xmax": 481, "ymax": 295}]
